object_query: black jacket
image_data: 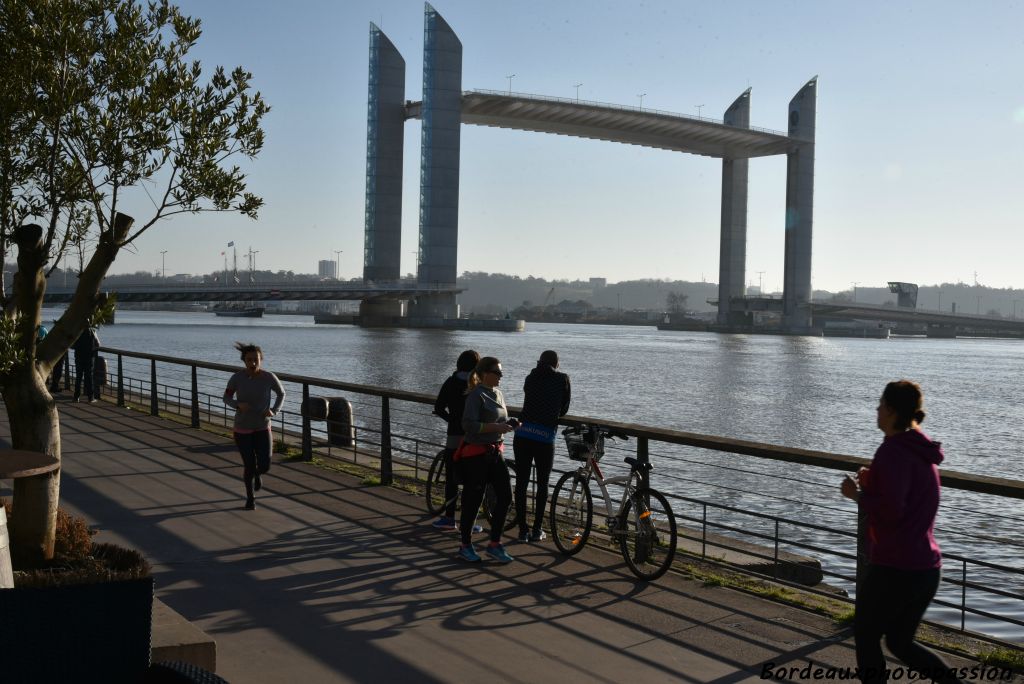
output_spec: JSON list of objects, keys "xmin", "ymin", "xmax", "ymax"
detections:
[
  {"xmin": 72, "ymin": 328, "xmax": 99, "ymax": 359},
  {"xmin": 519, "ymin": 365, "xmax": 571, "ymax": 427},
  {"xmin": 434, "ymin": 371, "xmax": 470, "ymax": 437}
]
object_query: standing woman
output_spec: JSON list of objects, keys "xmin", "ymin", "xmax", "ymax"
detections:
[
  {"xmin": 224, "ymin": 342, "xmax": 286, "ymax": 510},
  {"xmin": 430, "ymin": 349, "xmax": 480, "ymax": 530},
  {"xmin": 512, "ymin": 350, "xmax": 571, "ymax": 542},
  {"xmin": 840, "ymin": 380, "xmax": 963, "ymax": 684},
  {"xmin": 457, "ymin": 356, "xmax": 517, "ymax": 563}
]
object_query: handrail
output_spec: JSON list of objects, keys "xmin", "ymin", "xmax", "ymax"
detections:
[{"xmin": 101, "ymin": 346, "xmax": 1024, "ymax": 499}]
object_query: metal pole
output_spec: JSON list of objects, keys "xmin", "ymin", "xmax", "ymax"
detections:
[
  {"xmin": 380, "ymin": 396, "xmax": 393, "ymax": 485},
  {"xmin": 116, "ymin": 354, "xmax": 124, "ymax": 407},
  {"xmin": 636, "ymin": 436, "xmax": 650, "ymax": 490},
  {"xmin": 302, "ymin": 383, "xmax": 312, "ymax": 461},
  {"xmin": 150, "ymin": 359, "xmax": 158, "ymax": 416},
  {"xmin": 190, "ymin": 365, "xmax": 199, "ymax": 428}
]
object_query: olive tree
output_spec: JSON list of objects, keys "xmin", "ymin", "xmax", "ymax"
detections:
[{"xmin": 0, "ymin": 0, "xmax": 268, "ymax": 564}]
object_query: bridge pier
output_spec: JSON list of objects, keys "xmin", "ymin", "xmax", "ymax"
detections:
[
  {"xmin": 717, "ymin": 89, "xmax": 751, "ymax": 327},
  {"xmin": 407, "ymin": 292, "xmax": 458, "ymax": 319},
  {"xmin": 782, "ymin": 77, "xmax": 817, "ymax": 333}
]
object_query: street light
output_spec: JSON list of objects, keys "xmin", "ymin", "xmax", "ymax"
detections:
[
  {"xmin": 506, "ymin": 74, "xmax": 515, "ymax": 95},
  {"xmin": 756, "ymin": 271, "xmax": 765, "ymax": 294},
  {"xmin": 334, "ymin": 250, "xmax": 342, "ymax": 279},
  {"xmin": 160, "ymin": 250, "xmax": 167, "ymax": 279},
  {"xmin": 695, "ymin": 104, "xmax": 705, "ymax": 118},
  {"xmin": 636, "ymin": 92, "xmax": 646, "ymax": 110},
  {"xmin": 573, "ymin": 82, "xmax": 582, "ymax": 102},
  {"xmin": 851, "ymin": 281, "xmax": 859, "ymax": 302}
]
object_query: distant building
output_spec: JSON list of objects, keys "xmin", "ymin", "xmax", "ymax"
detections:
[
  {"xmin": 589, "ymin": 277, "xmax": 607, "ymax": 289},
  {"xmin": 318, "ymin": 260, "xmax": 337, "ymax": 278}
]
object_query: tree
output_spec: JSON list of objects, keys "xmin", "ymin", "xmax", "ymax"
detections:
[
  {"xmin": 666, "ymin": 291, "xmax": 688, "ymax": 314},
  {"xmin": 0, "ymin": 0, "xmax": 268, "ymax": 564}
]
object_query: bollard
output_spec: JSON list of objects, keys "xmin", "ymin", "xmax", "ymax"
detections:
[
  {"xmin": 0, "ymin": 507, "xmax": 13, "ymax": 588},
  {"xmin": 326, "ymin": 398, "xmax": 355, "ymax": 447},
  {"xmin": 301, "ymin": 396, "xmax": 329, "ymax": 421}
]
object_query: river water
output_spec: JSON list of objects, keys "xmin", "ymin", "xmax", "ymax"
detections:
[{"xmin": 49, "ymin": 309, "xmax": 1024, "ymax": 641}]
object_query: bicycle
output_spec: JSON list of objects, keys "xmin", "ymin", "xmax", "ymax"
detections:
[
  {"xmin": 425, "ymin": 447, "xmax": 518, "ymax": 532},
  {"xmin": 549, "ymin": 424, "xmax": 678, "ymax": 581}
]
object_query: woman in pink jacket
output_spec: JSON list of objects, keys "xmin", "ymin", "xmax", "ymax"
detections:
[{"xmin": 841, "ymin": 380, "xmax": 962, "ymax": 684}]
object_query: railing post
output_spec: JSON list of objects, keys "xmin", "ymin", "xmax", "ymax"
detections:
[
  {"xmin": 636, "ymin": 436, "xmax": 650, "ymax": 490},
  {"xmin": 190, "ymin": 365, "xmax": 199, "ymax": 428},
  {"xmin": 150, "ymin": 359, "xmax": 158, "ymax": 416},
  {"xmin": 302, "ymin": 383, "xmax": 312, "ymax": 461},
  {"xmin": 380, "ymin": 396, "xmax": 393, "ymax": 485},
  {"xmin": 773, "ymin": 519, "xmax": 780, "ymax": 579},
  {"xmin": 116, "ymin": 354, "xmax": 124, "ymax": 407},
  {"xmin": 961, "ymin": 559, "xmax": 967, "ymax": 632},
  {"xmin": 63, "ymin": 354, "xmax": 71, "ymax": 391}
]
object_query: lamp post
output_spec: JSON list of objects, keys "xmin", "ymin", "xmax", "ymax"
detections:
[
  {"xmin": 573, "ymin": 83, "xmax": 582, "ymax": 102},
  {"xmin": 636, "ymin": 92, "xmax": 646, "ymax": 110},
  {"xmin": 506, "ymin": 74, "xmax": 515, "ymax": 95},
  {"xmin": 851, "ymin": 281, "xmax": 859, "ymax": 302},
  {"xmin": 695, "ymin": 104, "xmax": 705, "ymax": 118},
  {"xmin": 334, "ymin": 250, "xmax": 342, "ymax": 280},
  {"xmin": 160, "ymin": 250, "xmax": 167, "ymax": 279},
  {"xmin": 756, "ymin": 271, "xmax": 765, "ymax": 294}
]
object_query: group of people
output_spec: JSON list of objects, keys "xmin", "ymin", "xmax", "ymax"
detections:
[
  {"xmin": 431, "ymin": 349, "xmax": 571, "ymax": 563},
  {"xmin": 219, "ymin": 341, "xmax": 960, "ymax": 681},
  {"xmin": 46, "ymin": 323, "xmax": 102, "ymax": 403}
]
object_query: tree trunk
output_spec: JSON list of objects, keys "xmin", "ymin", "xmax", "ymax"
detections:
[{"xmin": 3, "ymin": 363, "xmax": 61, "ymax": 566}]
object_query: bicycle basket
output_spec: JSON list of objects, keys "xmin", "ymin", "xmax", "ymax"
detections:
[{"xmin": 564, "ymin": 430, "xmax": 601, "ymax": 461}]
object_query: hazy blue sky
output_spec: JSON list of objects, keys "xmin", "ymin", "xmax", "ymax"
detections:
[{"xmin": 112, "ymin": 0, "xmax": 1024, "ymax": 293}]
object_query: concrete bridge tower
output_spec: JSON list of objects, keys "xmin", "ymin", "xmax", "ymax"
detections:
[
  {"xmin": 360, "ymin": 24, "xmax": 406, "ymax": 320},
  {"xmin": 782, "ymin": 77, "xmax": 817, "ymax": 331},
  {"xmin": 717, "ymin": 88, "xmax": 751, "ymax": 326}
]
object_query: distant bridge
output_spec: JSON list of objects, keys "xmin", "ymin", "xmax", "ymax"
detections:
[{"xmin": 40, "ymin": 282, "xmax": 461, "ymax": 304}]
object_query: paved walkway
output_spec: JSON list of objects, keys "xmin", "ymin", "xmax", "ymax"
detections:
[{"xmin": 0, "ymin": 399, "xmax": 1004, "ymax": 683}]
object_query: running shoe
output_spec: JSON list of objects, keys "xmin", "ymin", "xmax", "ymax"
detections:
[
  {"xmin": 244, "ymin": 498, "xmax": 256, "ymax": 511},
  {"xmin": 530, "ymin": 529, "xmax": 547, "ymax": 542},
  {"xmin": 485, "ymin": 543, "xmax": 514, "ymax": 563},
  {"xmin": 432, "ymin": 516, "xmax": 457, "ymax": 531},
  {"xmin": 517, "ymin": 529, "xmax": 531, "ymax": 543},
  {"xmin": 457, "ymin": 545, "xmax": 482, "ymax": 563},
  {"xmin": 456, "ymin": 522, "xmax": 484, "ymax": 534}
]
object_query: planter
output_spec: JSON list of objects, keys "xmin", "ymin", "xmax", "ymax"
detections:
[
  {"xmin": 0, "ymin": 538, "xmax": 154, "ymax": 683},
  {"xmin": 0, "ymin": 575, "xmax": 154, "ymax": 681}
]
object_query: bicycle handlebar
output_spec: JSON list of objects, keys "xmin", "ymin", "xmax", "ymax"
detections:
[{"xmin": 562, "ymin": 424, "xmax": 630, "ymax": 441}]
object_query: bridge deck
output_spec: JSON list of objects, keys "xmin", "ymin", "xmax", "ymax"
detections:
[{"xmin": 1, "ymin": 401, "xmax": 1000, "ymax": 683}]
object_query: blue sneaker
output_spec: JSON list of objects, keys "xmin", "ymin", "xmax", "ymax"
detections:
[
  {"xmin": 457, "ymin": 544, "xmax": 482, "ymax": 563},
  {"xmin": 485, "ymin": 543, "xmax": 514, "ymax": 563},
  {"xmin": 456, "ymin": 522, "xmax": 484, "ymax": 534},
  {"xmin": 432, "ymin": 516, "xmax": 457, "ymax": 531}
]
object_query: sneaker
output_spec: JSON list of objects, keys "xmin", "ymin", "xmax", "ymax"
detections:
[
  {"xmin": 457, "ymin": 544, "xmax": 482, "ymax": 563},
  {"xmin": 88, "ymin": 398, "xmax": 98, "ymax": 404},
  {"xmin": 517, "ymin": 529, "xmax": 531, "ymax": 543},
  {"xmin": 72, "ymin": 395, "xmax": 80, "ymax": 403},
  {"xmin": 485, "ymin": 543, "xmax": 514, "ymax": 563},
  {"xmin": 254, "ymin": 473, "xmax": 263, "ymax": 491},
  {"xmin": 432, "ymin": 516, "xmax": 457, "ymax": 531},
  {"xmin": 530, "ymin": 529, "xmax": 547, "ymax": 542},
  {"xmin": 456, "ymin": 523, "xmax": 484, "ymax": 534},
  {"xmin": 244, "ymin": 499, "xmax": 256, "ymax": 510}
]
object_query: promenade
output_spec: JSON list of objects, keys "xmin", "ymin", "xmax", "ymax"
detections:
[{"xmin": 0, "ymin": 399, "xmax": 1005, "ymax": 683}]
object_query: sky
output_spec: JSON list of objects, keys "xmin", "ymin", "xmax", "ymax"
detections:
[{"xmin": 110, "ymin": 0, "xmax": 1024, "ymax": 294}]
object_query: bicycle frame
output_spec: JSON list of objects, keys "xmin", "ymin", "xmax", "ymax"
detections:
[{"xmin": 574, "ymin": 454, "xmax": 643, "ymax": 531}]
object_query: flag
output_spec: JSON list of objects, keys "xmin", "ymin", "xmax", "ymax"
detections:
[{"xmin": 227, "ymin": 241, "xmax": 235, "ymax": 247}]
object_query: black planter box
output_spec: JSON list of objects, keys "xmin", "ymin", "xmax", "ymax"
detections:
[{"xmin": 0, "ymin": 576, "xmax": 154, "ymax": 682}]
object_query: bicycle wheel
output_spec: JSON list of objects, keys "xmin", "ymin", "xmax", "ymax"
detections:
[
  {"xmin": 549, "ymin": 471, "xmax": 592, "ymax": 555},
  {"xmin": 618, "ymin": 487, "xmax": 677, "ymax": 581},
  {"xmin": 425, "ymin": 450, "xmax": 449, "ymax": 516},
  {"xmin": 482, "ymin": 482, "xmax": 518, "ymax": 532}
]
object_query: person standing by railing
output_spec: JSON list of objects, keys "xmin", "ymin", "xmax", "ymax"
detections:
[
  {"xmin": 223, "ymin": 342, "xmax": 285, "ymax": 511},
  {"xmin": 456, "ymin": 356, "xmax": 517, "ymax": 563},
  {"xmin": 72, "ymin": 325, "xmax": 100, "ymax": 403},
  {"xmin": 840, "ymin": 380, "xmax": 963, "ymax": 684},
  {"xmin": 512, "ymin": 349, "xmax": 571, "ymax": 543},
  {"xmin": 430, "ymin": 349, "xmax": 479, "ymax": 531}
]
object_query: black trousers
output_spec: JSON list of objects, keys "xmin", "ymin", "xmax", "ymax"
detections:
[
  {"xmin": 854, "ymin": 564, "xmax": 962, "ymax": 683},
  {"xmin": 234, "ymin": 430, "xmax": 272, "ymax": 500},
  {"xmin": 458, "ymin": 448, "xmax": 510, "ymax": 546},
  {"xmin": 74, "ymin": 353, "xmax": 95, "ymax": 400},
  {"xmin": 512, "ymin": 436, "xmax": 554, "ymax": 534}
]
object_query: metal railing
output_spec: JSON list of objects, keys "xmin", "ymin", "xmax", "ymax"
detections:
[{"xmin": 96, "ymin": 346, "xmax": 1024, "ymax": 644}]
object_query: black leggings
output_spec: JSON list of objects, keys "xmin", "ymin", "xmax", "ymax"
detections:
[
  {"xmin": 512, "ymin": 436, "xmax": 554, "ymax": 533},
  {"xmin": 854, "ymin": 564, "xmax": 963, "ymax": 683},
  {"xmin": 458, "ymin": 449, "xmax": 510, "ymax": 546},
  {"xmin": 442, "ymin": 448, "xmax": 459, "ymax": 519},
  {"xmin": 234, "ymin": 430, "xmax": 272, "ymax": 500}
]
